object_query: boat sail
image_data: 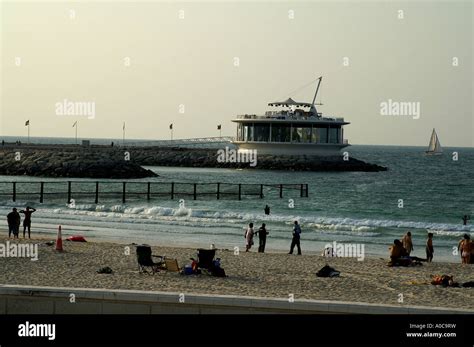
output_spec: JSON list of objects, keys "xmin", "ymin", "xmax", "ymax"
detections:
[{"xmin": 425, "ymin": 128, "xmax": 442, "ymax": 155}]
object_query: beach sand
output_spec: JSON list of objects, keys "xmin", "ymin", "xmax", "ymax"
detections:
[{"xmin": 0, "ymin": 237, "xmax": 472, "ymax": 310}]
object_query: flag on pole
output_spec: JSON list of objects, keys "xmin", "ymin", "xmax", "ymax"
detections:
[
  {"xmin": 217, "ymin": 125, "xmax": 221, "ymax": 130},
  {"xmin": 25, "ymin": 120, "xmax": 30, "ymax": 126},
  {"xmin": 72, "ymin": 121, "xmax": 77, "ymax": 127},
  {"xmin": 169, "ymin": 123, "xmax": 173, "ymax": 130}
]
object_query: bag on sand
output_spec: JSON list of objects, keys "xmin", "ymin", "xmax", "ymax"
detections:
[
  {"xmin": 316, "ymin": 265, "xmax": 340, "ymax": 278},
  {"xmin": 211, "ymin": 267, "xmax": 226, "ymax": 277}
]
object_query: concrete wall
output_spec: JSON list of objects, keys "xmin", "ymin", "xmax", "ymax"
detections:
[{"xmin": 0, "ymin": 285, "xmax": 471, "ymax": 315}]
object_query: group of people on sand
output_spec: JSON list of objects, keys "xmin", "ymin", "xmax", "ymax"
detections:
[
  {"xmin": 244, "ymin": 220, "xmax": 303, "ymax": 255},
  {"xmin": 390, "ymin": 231, "xmax": 473, "ymax": 265},
  {"xmin": 6, "ymin": 207, "xmax": 36, "ymax": 239}
]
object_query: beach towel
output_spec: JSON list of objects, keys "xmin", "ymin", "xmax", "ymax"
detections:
[{"xmin": 316, "ymin": 265, "xmax": 340, "ymax": 278}]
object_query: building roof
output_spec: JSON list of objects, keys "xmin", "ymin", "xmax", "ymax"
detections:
[{"xmin": 268, "ymin": 98, "xmax": 313, "ymax": 108}]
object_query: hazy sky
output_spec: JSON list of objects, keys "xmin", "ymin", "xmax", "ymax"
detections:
[{"xmin": 1, "ymin": 0, "xmax": 472, "ymax": 146}]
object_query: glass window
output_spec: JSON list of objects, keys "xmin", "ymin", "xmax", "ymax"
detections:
[
  {"xmin": 317, "ymin": 127, "xmax": 328, "ymax": 143},
  {"xmin": 242, "ymin": 124, "xmax": 254, "ymax": 141},
  {"xmin": 328, "ymin": 128, "xmax": 339, "ymax": 144},
  {"xmin": 311, "ymin": 126, "xmax": 318, "ymax": 143},
  {"xmin": 302, "ymin": 127, "xmax": 312, "ymax": 143},
  {"xmin": 254, "ymin": 123, "xmax": 270, "ymax": 142},
  {"xmin": 270, "ymin": 124, "xmax": 291, "ymax": 142},
  {"xmin": 292, "ymin": 127, "xmax": 303, "ymax": 143}
]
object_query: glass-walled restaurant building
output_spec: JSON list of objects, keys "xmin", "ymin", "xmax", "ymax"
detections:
[{"xmin": 232, "ymin": 111, "xmax": 350, "ymax": 156}]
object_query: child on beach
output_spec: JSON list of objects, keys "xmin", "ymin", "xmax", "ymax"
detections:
[
  {"xmin": 245, "ymin": 223, "xmax": 254, "ymax": 252},
  {"xmin": 426, "ymin": 233, "xmax": 434, "ymax": 263}
]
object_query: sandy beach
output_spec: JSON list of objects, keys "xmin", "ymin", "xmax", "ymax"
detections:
[{"xmin": 0, "ymin": 236, "xmax": 472, "ymax": 311}]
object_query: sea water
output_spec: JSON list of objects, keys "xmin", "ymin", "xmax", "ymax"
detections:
[{"xmin": 0, "ymin": 143, "xmax": 472, "ymax": 262}]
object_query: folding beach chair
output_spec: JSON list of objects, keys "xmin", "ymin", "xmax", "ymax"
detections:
[
  {"xmin": 196, "ymin": 249, "xmax": 216, "ymax": 270},
  {"xmin": 136, "ymin": 244, "xmax": 164, "ymax": 274},
  {"xmin": 164, "ymin": 258, "xmax": 181, "ymax": 273}
]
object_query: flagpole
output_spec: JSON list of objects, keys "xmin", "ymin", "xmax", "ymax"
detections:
[
  {"xmin": 27, "ymin": 123, "xmax": 30, "ymax": 144},
  {"xmin": 75, "ymin": 121, "xmax": 78, "ymax": 145},
  {"xmin": 123, "ymin": 122, "xmax": 125, "ymax": 146}
]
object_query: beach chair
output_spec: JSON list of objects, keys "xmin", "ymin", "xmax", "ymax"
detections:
[
  {"xmin": 196, "ymin": 249, "xmax": 216, "ymax": 270},
  {"xmin": 136, "ymin": 244, "xmax": 164, "ymax": 274},
  {"xmin": 164, "ymin": 258, "xmax": 181, "ymax": 273}
]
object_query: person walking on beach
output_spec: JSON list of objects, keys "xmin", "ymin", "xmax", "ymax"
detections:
[
  {"xmin": 245, "ymin": 223, "xmax": 255, "ymax": 252},
  {"xmin": 402, "ymin": 231, "xmax": 414, "ymax": 255},
  {"xmin": 264, "ymin": 205, "xmax": 270, "ymax": 215},
  {"xmin": 288, "ymin": 221, "xmax": 302, "ymax": 255},
  {"xmin": 426, "ymin": 233, "xmax": 434, "ymax": 263},
  {"xmin": 20, "ymin": 206, "xmax": 36, "ymax": 239},
  {"xmin": 462, "ymin": 215, "xmax": 470, "ymax": 226},
  {"xmin": 257, "ymin": 223, "xmax": 269, "ymax": 253},
  {"xmin": 458, "ymin": 234, "xmax": 471, "ymax": 264},
  {"xmin": 7, "ymin": 208, "xmax": 20, "ymax": 239}
]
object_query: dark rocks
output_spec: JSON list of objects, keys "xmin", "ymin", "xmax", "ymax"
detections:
[
  {"xmin": 0, "ymin": 149, "xmax": 157, "ymax": 179},
  {"xmin": 0, "ymin": 144, "xmax": 387, "ymax": 178}
]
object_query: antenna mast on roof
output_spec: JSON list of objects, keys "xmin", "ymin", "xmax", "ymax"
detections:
[{"xmin": 310, "ymin": 76, "xmax": 323, "ymax": 116}]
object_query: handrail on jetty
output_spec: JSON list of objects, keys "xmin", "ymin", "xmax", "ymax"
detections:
[{"xmin": 0, "ymin": 181, "xmax": 309, "ymax": 204}]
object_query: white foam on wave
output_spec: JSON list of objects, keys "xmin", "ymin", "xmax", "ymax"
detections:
[{"xmin": 4, "ymin": 202, "xmax": 472, "ymax": 237}]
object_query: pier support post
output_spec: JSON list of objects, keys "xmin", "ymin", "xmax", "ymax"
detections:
[
  {"xmin": 67, "ymin": 181, "xmax": 72, "ymax": 204},
  {"xmin": 12, "ymin": 182, "xmax": 16, "ymax": 202},
  {"xmin": 217, "ymin": 183, "xmax": 220, "ymax": 200},
  {"xmin": 171, "ymin": 182, "xmax": 174, "ymax": 199},
  {"xmin": 95, "ymin": 182, "xmax": 99, "ymax": 204},
  {"xmin": 306, "ymin": 184, "xmax": 309, "ymax": 197},
  {"xmin": 260, "ymin": 184, "xmax": 263, "ymax": 199},
  {"xmin": 147, "ymin": 182, "xmax": 151, "ymax": 200},
  {"xmin": 279, "ymin": 184, "xmax": 283, "ymax": 198},
  {"xmin": 122, "ymin": 182, "xmax": 126, "ymax": 203},
  {"xmin": 300, "ymin": 184, "xmax": 304, "ymax": 197},
  {"xmin": 39, "ymin": 182, "xmax": 44, "ymax": 203},
  {"xmin": 193, "ymin": 183, "xmax": 197, "ymax": 200},
  {"xmin": 238, "ymin": 184, "xmax": 241, "ymax": 200}
]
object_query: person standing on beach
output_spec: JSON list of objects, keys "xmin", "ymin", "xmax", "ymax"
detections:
[
  {"xmin": 288, "ymin": 221, "xmax": 302, "ymax": 255},
  {"xmin": 245, "ymin": 223, "xmax": 255, "ymax": 252},
  {"xmin": 402, "ymin": 231, "xmax": 414, "ymax": 255},
  {"xmin": 20, "ymin": 206, "xmax": 36, "ymax": 239},
  {"xmin": 426, "ymin": 233, "xmax": 434, "ymax": 263},
  {"xmin": 257, "ymin": 223, "xmax": 269, "ymax": 253},
  {"xmin": 458, "ymin": 234, "xmax": 471, "ymax": 264},
  {"xmin": 7, "ymin": 208, "xmax": 20, "ymax": 239}
]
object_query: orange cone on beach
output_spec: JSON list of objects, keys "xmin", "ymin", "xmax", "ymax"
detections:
[{"xmin": 56, "ymin": 225, "xmax": 63, "ymax": 251}]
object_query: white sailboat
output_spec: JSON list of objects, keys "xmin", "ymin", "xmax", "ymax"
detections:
[{"xmin": 425, "ymin": 128, "xmax": 442, "ymax": 155}]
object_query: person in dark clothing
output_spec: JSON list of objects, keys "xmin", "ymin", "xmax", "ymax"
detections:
[
  {"xmin": 462, "ymin": 215, "xmax": 470, "ymax": 226},
  {"xmin": 426, "ymin": 233, "xmax": 434, "ymax": 263},
  {"xmin": 288, "ymin": 221, "xmax": 302, "ymax": 255},
  {"xmin": 20, "ymin": 206, "xmax": 36, "ymax": 239},
  {"xmin": 257, "ymin": 223, "xmax": 269, "ymax": 253},
  {"xmin": 7, "ymin": 208, "xmax": 20, "ymax": 238},
  {"xmin": 264, "ymin": 205, "xmax": 270, "ymax": 215}
]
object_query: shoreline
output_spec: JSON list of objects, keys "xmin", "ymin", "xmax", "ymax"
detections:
[{"xmin": 1, "ymin": 236, "xmax": 472, "ymax": 310}]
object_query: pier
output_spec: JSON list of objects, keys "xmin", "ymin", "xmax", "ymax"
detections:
[{"xmin": 0, "ymin": 181, "xmax": 309, "ymax": 204}]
